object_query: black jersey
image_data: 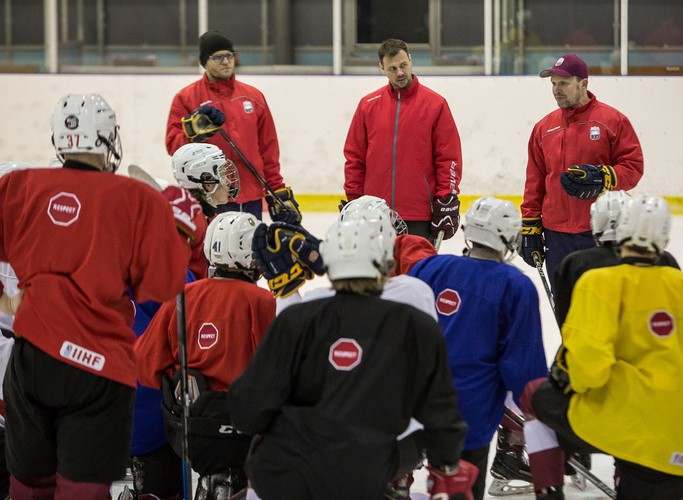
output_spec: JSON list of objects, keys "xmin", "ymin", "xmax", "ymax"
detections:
[{"xmin": 227, "ymin": 292, "xmax": 467, "ymax": 500}]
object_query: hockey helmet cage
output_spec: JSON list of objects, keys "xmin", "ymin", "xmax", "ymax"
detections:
[
  {"xmin": 204, "ymin": 211, "xmax": 259, "ymax": 268},
  {"xmin": 319, "ymin": 216, "xmax": 396, "ymax": 281},
  {"xmin": 0, "ymin": 161, "xmax": 34, "ymax": 177},
  {"xmin": 590, "ymin": 190, "xmax": 631, "ymax": 245},
  {"xmin": 51, "ymin": 94, "xmax": 122, "ymax": 173},
  {"xmin": 462, "ymin": 196, "xmax": 522, "ymax": 261},
  {"xmin": 172, "ymin": 143, "xmax": 239, "ymax": 204},
  {"xmin": 616, "ymin": 194, "xmax": 670, "ymax": 254},
  {"xmin": 340, "ymin": 195, "xmax": 407, "ymax": 235}
]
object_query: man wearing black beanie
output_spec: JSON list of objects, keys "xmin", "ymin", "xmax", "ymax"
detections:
[{"xmin": 165, "ymin": 30, "xmax": 301, "ymax": 226}]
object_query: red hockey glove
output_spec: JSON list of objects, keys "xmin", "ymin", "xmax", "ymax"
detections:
[
  {"xmin": 161, "ymin": 185, "xmax": 206, "ymax": 242},
  {"xmin": 520, "ymin": 218, "xmax": 544, "ymax": 268},
  {"xmin": 266, "ymin": 187, "xmax": 303, "ymax": 224},
  {"xmin": 431, "ymin": 194, "xmax": 460, "ymax": 240},
  {"xmin": 560, "ymin": 164, "xmax": 616, "ymax": 199},
  {"xmin": 427, "ymin": 460, "xmax": 479, "ymax": 500}
]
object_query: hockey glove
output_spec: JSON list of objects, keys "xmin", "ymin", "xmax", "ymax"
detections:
[
  {"xmin": 426, "ymin": 460, "xmax": 479, "ymax": 500},
  {"xmin": 549, "ymin": 345, "xmax": 573, "ymax": 394},
  {"xmin": 161, "ymin": 185, "xmax": 206, "ymax": 242},
  {"xmin": 251, "ymin": 223, "xmax": 313, "ymax": 298},
  {"xmin": 265, "ymin": 187, "xmax": 303, "ymax": 224},
  {"xmin": 338, "ymin": 199, "xmax": 349, "ymax": 212},
  {"xmin": 431, "ymin": 194, "xmax": 460, "ymax": 240},
  {"xmin": 0, "ymin": 289, "xmax": 23, "ymax": 316},
  {"xmin": 182, "ymin": 105, "xmax": 225, "ymax": 142},
  {"xmin": 560, "ymin": 164, "xmax": 616, "ymax": 200},
  {"xmin": 271, "ymin": 222, "xmax": 325, "ymax": 276},
  {"xmin": 520, "ymin": 218, "xmax": 545, "ymax": 268}
]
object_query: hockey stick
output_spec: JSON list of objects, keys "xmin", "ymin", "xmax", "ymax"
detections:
[
  {"xmin": 128, "ymin": 165, "xmax": 194, "ymax": 498},
  {"xmin": 532, "ymin": 253, "xmax": 555, "ymax": 312},
  {"xmin": 215, "ymin": 129, "xmax": 287, "ymax": 211},
  {"xmin": 503, "ymin": 407, "xmax": 617, "ymax": 499},
  {"xmin": 434, "ymin": 230, "xmax": 445, "ymax": 252},
  {"xmin": 176, "ymin": 291, "xmax": 193, "ymax": 500}
]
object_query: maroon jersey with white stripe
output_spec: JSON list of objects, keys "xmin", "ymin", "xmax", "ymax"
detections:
[{"xmin": 0, "ymin": 163, "xmax": 189, "ymax": 386}]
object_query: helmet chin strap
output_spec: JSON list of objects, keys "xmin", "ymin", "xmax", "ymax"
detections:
[{"xmin": 203, "ymin": 183, "xmax": 220, "ymax": 207}]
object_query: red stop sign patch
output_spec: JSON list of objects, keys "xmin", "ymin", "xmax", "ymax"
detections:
[
  {"xmin": 197, "ymin": 323, "xmax": 219, "ymax": 349},
  {"xmin": 329, "ymin": 338, "xmax": 362, "ymax": 371},
  {"xmin": 436, "ymin": 289, "xmax": 461, "ymax": 316},
  {"xmin": 47, "ymin": 192, "xmax": 81, "ymax": 226},
  {"xmin": 649, "ymin": 311, "xmax": 675, "ymax": 338}
]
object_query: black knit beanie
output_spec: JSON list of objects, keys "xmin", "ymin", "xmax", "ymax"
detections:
[{"xmin": 199, "ymin": 31, "xmax": 234, "ymax": 66}]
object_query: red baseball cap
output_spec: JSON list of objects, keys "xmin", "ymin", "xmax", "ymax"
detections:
[{"xmin": 539, "ymin": 54, "xmax": 589, "ymax": 79}]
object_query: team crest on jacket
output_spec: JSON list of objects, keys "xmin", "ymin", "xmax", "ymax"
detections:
[
  {"xmin": 436, "ymin": 289, "xmax": 461, "ymax": 316},
  {"xmin": 48, "ymin": 192, "xmax": 81, "ymax": 227},
  {"xmin": 198, "ymin": 323, "xmax": 219, "ymax": 349},
  {"xmin": 243, "ymin": 100, "xmax": 254, "ymax": 114},
  {"xmin": 589, "ymin": 126, "xmax": 600, "ymax": 141},
  {"xmin": 649, "ymin": 310, "xmax": 675, "ymax": 338},
  {"xmin": 329, "ymin": 338, "xmax": 362, "ymax": 371}
]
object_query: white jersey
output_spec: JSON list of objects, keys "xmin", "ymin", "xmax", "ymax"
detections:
[{"xmin": 276, "ymin": 274, "xmax": 438, "ymax": 319}]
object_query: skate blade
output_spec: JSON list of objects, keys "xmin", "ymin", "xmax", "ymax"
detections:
[
  {"xmin": 570, "ymin": 473, "xmax": 587, "ymax": 491},
  {"xmin": 488, "ymin": 478, "xmax": 535, "ymax": 496}
]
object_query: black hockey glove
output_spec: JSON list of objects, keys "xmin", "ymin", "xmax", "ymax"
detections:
[
  {"xmin": 182, "ymin": 105, "xmax": 225, "ymax": 142},
  {"xmin": 549, "ymin": 345, "xmax": 573, "ymax": 394},
  {"xmin": 265, "ymin": 186, "xmax": 303, "ymax": 224},
  {"xmin": 560, "ymin": 164, "xmax": 616, "ymax": 200},
  {"xmin": 520, "ymin": 218, "xmax": 544, "ymax": 268},
  {"xmin": 251, "ymin": 223, "xmax": 313, "ymax": 298},
  {"xmin": 431, "ymin": 194, "xmax": 460, "ymax": 240},
  {"xmin": 271, "ymin": 222, "xmax": 325, "ymax": 276}
]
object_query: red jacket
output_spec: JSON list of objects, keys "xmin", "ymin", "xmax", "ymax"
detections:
[
  {"xmin": 166, "ymin": 74, "xmax": 285, "ymax": 204},
  {"xmin": 521, "ymin": 93, "xmax": 644, "ymax": 233},
  {"xmin": 135, "ymin": 278, "xmax": 275, "ymax": 392},
  {"xmin": 0, "ymin": 164, "xmax": 189, "ymax": 387},
  {"xmin": 344, "ymin": 75, "xmax": 462, "ymax": 221}
]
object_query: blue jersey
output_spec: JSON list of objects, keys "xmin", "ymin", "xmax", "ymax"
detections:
[
  {"xmin": 129, "ymin": 269, "xmax": 195, "ymax": 456},
  {"xmin": 410, "ymin": 255, "xmax": 548, "ymax": 450}
]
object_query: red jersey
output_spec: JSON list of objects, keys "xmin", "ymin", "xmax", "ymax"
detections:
[
  {"xmin": 344, "ymin": 75, "xmax": 462, "ymax": 221},
  {"xmin": 166, "ymin": 74, "xmax": 285, "ymax": 204},
  {"xmin": 135, "ymin": 278, "xmax": 275, "ymax": 392},
  {"xmin": 521, "ymin": 93, "xmax": 644, "ymax": 233},
  {"xmin": 0, "ymin": 164, "xmax": 189, "ymax": 387}
]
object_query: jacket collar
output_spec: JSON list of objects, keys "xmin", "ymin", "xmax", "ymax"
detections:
[
  {"xmin": 387, "ymin": 74, "xmax": 420, "ymax": 100},
  {"xmin": 561, "ymin": 91, "xmax": 596, "ymax": 119},
  {"xmin": 203, "ymin": 73, "xmax": 236, "ymax": 95}
]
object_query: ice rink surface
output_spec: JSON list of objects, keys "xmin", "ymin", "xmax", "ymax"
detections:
[{"xmin": 112, "ymin": 213, "xmax": 683, "ymax": 499}]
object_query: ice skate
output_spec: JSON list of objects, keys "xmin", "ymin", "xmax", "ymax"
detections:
[
  {"xmin": 566, "ymin": 452, "xmax": 591, "ymax": 491},
  {"xmin": 384, "ymin": 471, "xmax": 414, "ymax": 499},
  {"xmin": 195, "ymin": 469, "xmax": 247, "ymax": 500},
  {"xmin": 488, "ymin": 426, "xmax": 535, "ymax": 496}
]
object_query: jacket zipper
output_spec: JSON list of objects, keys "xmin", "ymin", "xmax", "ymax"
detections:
[{"xmin": 391, "ymin": 91, "xmax": 401, "ymax": 211}]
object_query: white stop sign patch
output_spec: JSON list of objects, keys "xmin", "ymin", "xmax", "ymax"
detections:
[
  {"xmin": 197, "ymin": 323, "xmax": 219, "ymax": 349},
  {"xmin": 328, "ymin": 338, "xmax": 362, "ymax": 371}
]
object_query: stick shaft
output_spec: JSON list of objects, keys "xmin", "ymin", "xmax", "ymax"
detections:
[
  {"xmin": 533, "ymin": 254, "xmax": 555, "ymax": 312},
  {"xmin": 176, "ymin": 291, "xmax": 193, "ymax": 499}
]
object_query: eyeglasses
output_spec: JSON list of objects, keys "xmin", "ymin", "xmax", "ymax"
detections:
[{"xmin": 208, "ymin": 52, "xmax": 236, "ymax": 62}]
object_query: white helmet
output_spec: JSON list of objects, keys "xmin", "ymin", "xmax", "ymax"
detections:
[
  {"xmin": 590, "ymin": 190, "xmax": 631, "ymax": 245},
  {"xmin": 462, "ymin": 196, "xmax": 522, "ymax": 261},
  {"xmin": 51, "ymin": 94, "xmax": 122, "ymax": 173},
  {"xmin": 319, "ymin": 216, "xmax": 396, "ymax": 281},
  {"xmin": 340, "ymin": 195, "xmax": 407, "ymax": 235},
  {"xmin": 172, "ymin": 143, "xmax": 239, "ymax": 205},
  {"xmin": 204, "ymin": 211, "xmax": 259, "ymax": 269},
  {"xmin": 0, "ymin": 161, "xmax": 33, "ymax": 177},
  {"xmin": 616, "ymin": 194, "xmax": 670, "ymax": 254}
]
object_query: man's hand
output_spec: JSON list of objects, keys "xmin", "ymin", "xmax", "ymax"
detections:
[
  {"xmin": 265, "ymin": 187, "xmax": 303, "ymax": 224},
  {"xmin": 560, "ymin": 164, "xmax": 616, "ymax": 199},
  {"xmin": 161, "ymin": 185, "xmax": 205, "ymax": 242},
  {"xmin": 520, "ymin": 218, "xmax": 544, "ymax": 267},
  {"xmin": 431, "ymin": 194, "xmax": 460, "ymax": 240},
  {"xmin": 181, "ymin": 104, "xmax": 225, "ymax": 142},
  {"xmin": 426, "ymin": 460, "xmax": 478, "ymax": 500},
  {"xmin": 0, "ymin": 289, "xmax": 24, "ymax": 316}
]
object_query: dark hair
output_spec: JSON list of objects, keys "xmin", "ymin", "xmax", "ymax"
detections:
[{"xmin": 378, "ymin": 39, "xmax": 409, "ymax": 63}]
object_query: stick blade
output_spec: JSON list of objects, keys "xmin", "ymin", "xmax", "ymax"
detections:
[{"xmin": 127, "ymin": 164, "xmax": 163, "ymax": 192}]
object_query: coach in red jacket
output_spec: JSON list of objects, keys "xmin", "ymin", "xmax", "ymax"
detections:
[
  {"xmin": 343, "ymin": 38, "xmax": 463, "ymax": 244},
  {"xmin": 166, "ymin": 31, "xmax": 300, "ymax": 224}
]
